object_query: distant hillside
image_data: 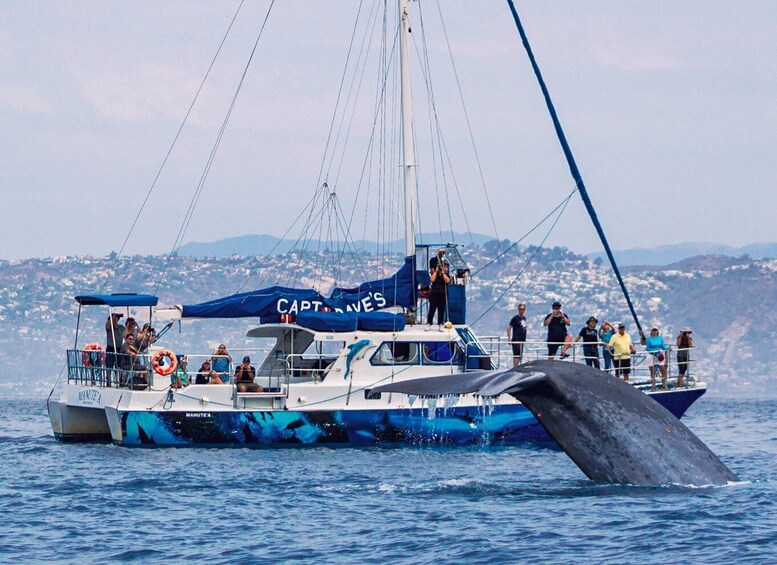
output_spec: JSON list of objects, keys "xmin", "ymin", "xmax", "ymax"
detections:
[
  {"xmin": 2, "ymin": 248, "xmax": 776, "ymax": 396},
  {"xmin": 588, "ymin": 242, "xmax": 777, "ymax": 266},
  {"xmin": 178, "ymin": 232, "xmax": 496, "ymax": 257}
]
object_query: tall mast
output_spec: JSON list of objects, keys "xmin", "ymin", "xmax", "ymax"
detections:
[{"xmin": 399, "ymin": 0, "xmax": 416, "ymax": 257}]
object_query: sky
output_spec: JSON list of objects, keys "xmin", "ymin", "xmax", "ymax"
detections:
[{"xmin": 2, "ymin": 1, "xmax": 777, "ymax": 260}]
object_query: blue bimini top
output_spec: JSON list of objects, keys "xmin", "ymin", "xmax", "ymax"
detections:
[{"xmin": 75, "ymin": 293, "xmax": 159, "ymax": 307}]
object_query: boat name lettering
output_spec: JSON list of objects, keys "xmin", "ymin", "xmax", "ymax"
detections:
[
  {"xmin": 185, "ymin": 412, "xmax": 212, "ymax": 418},
  {"xmin": 77, "ymin": 389, "xmax": 102, "ymax": 404},
  {"xmin": 276, "ymin": 292, "xmax": 387, "ymax": 315}
]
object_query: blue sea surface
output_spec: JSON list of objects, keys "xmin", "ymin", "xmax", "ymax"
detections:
[{"xmin": 0, "ymin": 395, "xmax": 774, "ymax": 563}]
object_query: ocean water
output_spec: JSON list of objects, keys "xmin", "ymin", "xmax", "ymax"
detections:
[{"xmin": 0, "ymin": 395, "xmax": 775, "ymax": 564}]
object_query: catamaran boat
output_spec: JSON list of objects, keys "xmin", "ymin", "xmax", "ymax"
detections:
[{"xmin": 48, "ymin": 1, "xmax": 707, "ymax": 446}]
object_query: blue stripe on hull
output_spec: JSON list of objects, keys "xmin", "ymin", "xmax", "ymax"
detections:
[{"xmin": 117, "ymin": 388, "xmax": 705, "ymax": 447}]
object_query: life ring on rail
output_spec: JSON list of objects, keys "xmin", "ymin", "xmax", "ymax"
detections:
[
  {"xmin": 82, "ymin": 343, "xmax": 105, "ymax": 367},
  {"xmin": 151, "ymin": 349, "xmax": 178, "ymax": 376}
]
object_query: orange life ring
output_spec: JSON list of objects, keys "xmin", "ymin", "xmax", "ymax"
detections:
[
  {"xmin": 82, "ymin": 343, "xmax": 105, "ymax": 366},
  {"xmin": 151, "ymin": 349, "xmax": 178, "ymax": 376}
]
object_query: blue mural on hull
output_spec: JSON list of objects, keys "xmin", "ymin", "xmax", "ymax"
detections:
[
  {"xmin": 118, "ymin": 387, "xmax": 703, "ymax": 447},
  {"xmin": 120, "ymin": 404, "xmax": 544, "ymax": 447}
]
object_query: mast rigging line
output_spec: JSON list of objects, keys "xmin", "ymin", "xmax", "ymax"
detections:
[
  {"xmin": 432, "ymin": 0, "xmax": 502, "ymax": 252},
  {"xmin": 469, "ymin": 188, "xmax": 575, "ymax": 327},
  {"xmin": 505, "ymin": 0, "xmax": 645, "ymax": 342},
  {"xmin": 102, "ymin": 0, "xmax": 247, "ymax": 294},
  {"xmin": 154, "ymin": 0, "xmax": 276, "ymax": 296},
  {"xmin": 52, "ymin": 1, "xmax": 251, "ymax": 395},
  {"xmin": 469, "ymin": 185, "xmax": 579, "ymax": 278}
]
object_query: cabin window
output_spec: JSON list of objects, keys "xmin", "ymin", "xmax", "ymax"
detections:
[
  {"xmin": 422, "ymin": 342, "xmax": 460, "ymax": 365},
  {"xmin": 370, "ymin": 342, "xmax": 419, "ymax": 365}
]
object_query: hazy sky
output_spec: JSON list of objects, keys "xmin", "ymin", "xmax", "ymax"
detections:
[{"xmin": 3, "ymin": 1, "xmax": 777, "ymax": 260}]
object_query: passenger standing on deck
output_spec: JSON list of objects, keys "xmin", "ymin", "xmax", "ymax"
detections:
[
  {"xmin": 506, "ymin": 304, "xmax": 528, "ymax": 366},
  {"xmin": 608, "ymin": 323, "xmax": 636, "ymax": 382},
  {"xmin": 645, "ymin": 326, "xmax": 670, "ymax": 391},
  {"xmin": 598, "ymin": 321, "xmax": 615, "ymax": 373},
  {"xmin": 676, "ymin": 327, "xmax": 693, "ymax": 388},
  {"xmin": 105, "ymin": 313, "xmax": 125, "ymax": 380},
  {"xmin": 573, "ymin": 316, "xmax": 600, "ymax": 369},
  {"xmin": 544, "ymin": 301, "xmax": 571, "ymax": 359},
  {"xmin": 427, "ymin": 258, "xmax": 451, "ymax": 328}
]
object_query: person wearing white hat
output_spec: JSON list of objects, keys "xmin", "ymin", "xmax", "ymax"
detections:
[{"xmin": 676, "ymin": 327, "xmax": 693, "ymax": 387}]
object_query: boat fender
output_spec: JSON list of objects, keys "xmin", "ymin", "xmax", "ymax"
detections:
[
  {"xmin": 82, "ymin": 343, "xmax": 105, "ymax": 367},
  {"xmin": 151, "ymin": 349, "xmax": 178, "ymax": 376}
]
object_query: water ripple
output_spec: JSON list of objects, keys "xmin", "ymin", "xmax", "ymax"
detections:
[{"xmin": 0, "ymin": 396, "xmax": 775, "ymax": 563}]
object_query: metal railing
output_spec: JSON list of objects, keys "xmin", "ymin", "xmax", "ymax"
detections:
[{"xmin": 476, "ymin": 338, "xmax": 699, "ymax": 389}]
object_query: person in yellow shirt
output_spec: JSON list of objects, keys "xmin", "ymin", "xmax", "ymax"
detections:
[{"xmin": 608, "ymin": 323, "xmax": 637, "ymax": 382}]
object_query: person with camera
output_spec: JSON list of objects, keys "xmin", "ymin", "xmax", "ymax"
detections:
[
  {"xmin": 426, "ymin": 258, "xmax": 451, "ymax": 329},
  {"xmin": 236, "ymin": 356, "xmax": 262, "ymax": 392},
  {"xmin": 211, "ymin": 343, "xmax": 233, "ymax": 382},
  {"xmin": 543, "ymin": 301, "xmax": 572, "ymax": 359},
  {"xmin": 675, "ymin": 327, "xmax": 693, "ymax": 387},
  {"xmin": 136, "ymin": 323, "xmax": 157, "ymax": 354}
]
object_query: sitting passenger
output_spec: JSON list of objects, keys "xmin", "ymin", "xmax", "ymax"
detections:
[
  {"xmin": 236, "ymin": 356, "xmax": 262, "ymax": 392},
  {"xmin": 171, "ymin": 355, "xmax": 189, "ymax": 389},
  {"xmin": 195, "ymin": 360, "xmax": 219, "ymax": 385}
]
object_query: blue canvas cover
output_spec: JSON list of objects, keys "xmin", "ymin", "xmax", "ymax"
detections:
[
  {"xmin": 296, "ymin": 311, "xmax": 358, "ymax": 332},
  {"xmin": 356, "ymin": 312, "xmax": 406, "ymax": 332},
  {"xmin": 181, "ymin": 256, "xmax": 416, "ymax": 319},
  {"xmin": 329, "ymin": 256, "xmax": 416, "ymax": 313},
  {"xmin": 182, "ymin": 286, "xmax": 326, "ymax": 319},
  {"xmin": 75, "ymin": 293, "xmax": 159, "ymax": 307}
]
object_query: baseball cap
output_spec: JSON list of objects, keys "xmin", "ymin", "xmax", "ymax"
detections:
[
  {"xmin": 552, "ymin": 301, "xmax": 561, "ymax": 308},
  {"xmin": 242, "ymin": 356, "xmax": 251, "ymax": 363}
]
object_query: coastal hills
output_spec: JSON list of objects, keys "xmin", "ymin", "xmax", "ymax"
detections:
[
  {"xmin": 177, "ymin": 232, "xmax": 777, "ymax": 267},
  {"xmin": 1, "ymin": 245, "xmax": 774, "ymax": 396}
]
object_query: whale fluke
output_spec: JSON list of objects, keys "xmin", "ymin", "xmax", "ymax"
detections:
[{"xmin": 372, "ymin": 360, "xmax": 738, "ymax": 486}]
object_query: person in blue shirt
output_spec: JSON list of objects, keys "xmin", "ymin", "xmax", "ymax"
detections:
[
  {"xmin": 598, "ymin": 321, "xmax": 615, "ymax": 374},
  {"xmin": 645, "ymin": 326, "xmax": 670, "ymax": 391},
  {"xmin": 211, "ymin": 343, "xmax": 233, "ymax": 383}
]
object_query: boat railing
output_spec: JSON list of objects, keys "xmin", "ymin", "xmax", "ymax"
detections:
[
  {"xmin": 476, "ymin": 338, "xmax": 700, "ymax": 389},
  {"xmin": 66, "ymin": 349, "xmax": 153, "ymax": 390}
]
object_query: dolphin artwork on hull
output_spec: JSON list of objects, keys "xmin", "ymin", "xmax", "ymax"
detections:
[{"xmin": 372, "ymin": 360, "xmax": 738, "ymax": 486}]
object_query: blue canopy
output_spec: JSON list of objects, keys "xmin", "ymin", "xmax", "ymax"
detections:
[
  {"xmin": 181, "ymin": 256, "xmax": 416, "ymax": 319},
  {"xmin": 75, "ymin": 293, "xmax": 159, "ymax": 307}
]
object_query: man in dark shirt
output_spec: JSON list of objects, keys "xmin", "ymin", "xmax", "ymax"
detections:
[
  {"xmin": 236, "ymin": 356, "xmax": 262, "ymax": 392},
  {"xmin": 573, "ymin": 316, "xmax": 601, "ymax": 369},
  {"xmin": 543, "ymin": 301, "xmax": 571, "ymax": 359},
  {"xmin": 506, "ymin": 303, "xmax": 528, "ymax": 366}
]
